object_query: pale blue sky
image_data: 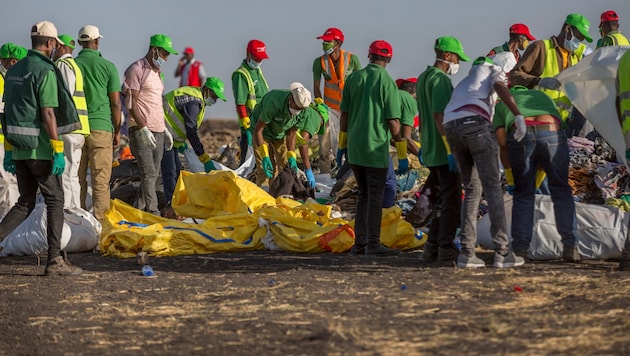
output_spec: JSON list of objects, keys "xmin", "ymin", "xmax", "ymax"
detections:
[{"xmin": 1, "ymin": 0, "xmax": 628, "ymax": 119}]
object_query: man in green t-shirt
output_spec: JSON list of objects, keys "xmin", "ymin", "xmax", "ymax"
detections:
[
  {"xmin": 416, "ymin": 36, "xmax": 469, "ymax": 264},
  {"xmin": 0, "ymin": 21, "xmax": 82, "ymax": 276},
  {"xmin": 338, "ymin": 40, "xmax": 408, "ymax": 256},
  {"xmin": 75, "ymin": 25, "xmax": 122, "ymax": 222},
  {"xmin": 596, "ymin": 10, "xmax": 629, "ymax": 48}
]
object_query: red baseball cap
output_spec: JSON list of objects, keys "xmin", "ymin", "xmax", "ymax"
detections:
[
  {"xmin": 395, "ymin": 77, "xmax": 417, "ymax": 89},
  {"xmin": 317, "ymin": 27, "xmax": 344, "ymax": 42},
  {"xmin": 183, "ymin": 47, "xmax": 194, "ymax": 55},
  {"xmin": 247, "ymin": 39, "xmax": 269, "ymax": 61},
  {"xmin": 600, "ymin": 10, "xmax": 620, "ymax": 26},
  {"xmin": 509, "ymin": 23, "xmax": 535, "ymax": 41},
  {"xmin": 369, "ymin": 40, "xmax": 393, "ymax": 58}
]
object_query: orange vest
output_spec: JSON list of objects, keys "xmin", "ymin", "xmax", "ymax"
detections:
[{"xmin": 320, "ymin": 50, "xmax": 351, "ymax": 110}]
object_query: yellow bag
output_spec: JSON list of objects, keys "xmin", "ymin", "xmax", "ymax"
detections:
[{"xmin": 350, "ymin": 206, "xmax": 426, "ymax": 250}]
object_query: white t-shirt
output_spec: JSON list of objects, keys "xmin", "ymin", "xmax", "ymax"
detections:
[{"xmin": 443, "ymin": 62, "xmax": 507, "ymax": 124}]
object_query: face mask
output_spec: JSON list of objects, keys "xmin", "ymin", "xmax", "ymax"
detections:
[
  {"xmin": 289, "ymin": 107, "xmax": 301, "ymax": 116},
  {"xmin": 323, "ymin": 42, "xmax": 335, "ymax": 55},
  {"xmin": 521, "ymin": 39, "xmax": 530, "ymax": 50},
  {"xmin": 204, "ymin": 97, "xmax": 216, "ymax": 106},
  {"xmin": 152, "ymin": 49, "xmax": 167, "ymax": 68},
  {"xmin": 564, "ymin": 28, "xmax": 582, "ymax": 52},
  {"xmin": 437, "ymin": 58, "xmax": 459, "ymax": 75},
  {"xmin": 247, "ymin": 58, "xmax": 261, "ymax": 69}
]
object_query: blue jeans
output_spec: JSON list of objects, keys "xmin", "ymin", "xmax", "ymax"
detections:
[
  {"xmin": 445, "ymin": 117, "xmax": 509, "ymax": 255},
  {"xmin": 383, "ymin": 156, "xmax": 396, "ymax": 208},
  {"xmin": 161, "ymin": 147, "xmax": 182, "ymax": 206},
  {"xmin": 507, "ymin": 127, "xmax": 577, "ymax": 251}
]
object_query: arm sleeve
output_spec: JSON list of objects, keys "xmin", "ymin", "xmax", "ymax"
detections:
[
  {"xmin": 431, "ymin": 76, "xmax": 452, "ymax": 114},
  {"xmin": 39, "ymin": 70, "xmax": 59, "ymax": 108},
  {"xmin": 179, "ymin": 100, "xmax": 205, "ymax": 156},
  {"xmin": 312, "ymin": 57, "xmax": 322, "ymax": 82},
  {"xmin": 124, "ymin": 62, "xmax": 142, "ymax": 92},
  {"xmin": 509, "ymin": 40, "xmax": 546, "ymax": 88},
  {"xmin": 231, "ymin": 70, "xmax": 248, "ymax": 106},
  {"xmin": 350, "ymin": 54, "xmax": 361, "ymax": 72},
  {"xmin": 107, "ymin": 61, "xmax": 121, "ymax": 93},
  {"xmin": 198, "ymin": 63, "xmax": 207, "ymax": 82}
]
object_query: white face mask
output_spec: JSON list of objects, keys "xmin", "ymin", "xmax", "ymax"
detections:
[
  {"xmin": 247, "ymin": 58, "xmax": 261, "ymax": 69},
  {"xmin": 437, "ymin": 58, "xmax": 459, "ymax": 75},
  {"xmin": 289, "ymin": 107, "xmax": 301, "ymax": 116},
  {"xmin": 205, "ymin": 97, "xmax": 216, "ymax": 106},
  {"xmin": 152, "ymin": 49, "xmax": 167, "ymax": 68},
  {"xmin": 564, "ymin": 28, "xmax": 582, "ymax": 52}
]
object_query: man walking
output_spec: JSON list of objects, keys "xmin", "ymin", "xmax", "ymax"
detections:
[
  {"xmin": 0, "ymin": 21, "xmax": 82, "ymax": 275},
  {"xmin": 174, "ymin": 46, "xmax": 206, "ymax": 87},
  {"xmin": 75, "ymin": 25, "xmax": 122, "ymax": 222},
  {"xmin": 124, "ymin": 34, "xmax": 178, "ymax": 216},
  {"xmin": 339, "ymin": 40, "xmax": 408, "ymax": 256}
]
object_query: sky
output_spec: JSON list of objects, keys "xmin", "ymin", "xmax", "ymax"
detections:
[{"xmin": 1, "ymin": 0, "xmax": 628, "ymax": 120}]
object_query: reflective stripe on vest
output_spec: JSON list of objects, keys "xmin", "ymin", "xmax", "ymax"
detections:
[
  {"xmin": 540, "ymin": 39, "xmax": 585, "ymax": 120},
  {"xmin": 608, "ymin": 33, "xmax": 630, "ymax": 46},
  {"xmin": 163, "ymin": 86, "xmax": 206, "ymax": 145},
  {"xmin": 57, "ymin": 57, "xmax": 90, "ymax": 135},
  {"xmin": 320, "ymin": 50, "xmax": 351, "ymax": 110},
  {"xmin": 619, "ymin": 52, "xmax": 630, "ymax": 134},
  {"xmin": 236, "ymin": 65, "xmax": 268, "ymax": 110}
]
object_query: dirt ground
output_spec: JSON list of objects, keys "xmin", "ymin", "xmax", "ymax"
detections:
[{"xmin": 1, "ymin": 119, "xmax": 630, "ymax": 355}]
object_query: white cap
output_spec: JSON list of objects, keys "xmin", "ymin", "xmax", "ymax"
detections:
[
  {"xmin": 78, "ymin": 25, "xmax": 103, "ymax": 41},
  {"xmin": 289, "ymin": 82, "xmax": 312, "ymax": 109},
  {"xmin": 31, "ymin": 21, "xmax": 63, "ymax": 44}
]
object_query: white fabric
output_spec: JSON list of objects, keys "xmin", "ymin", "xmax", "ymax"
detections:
[
  {"xmin": 61, "ymin": 133, "xmax": 85, "ymax": 210},
  {"xmin": 328, "ymin": 108, "xmax": 341, "ymax": 154},
  {"xmin": 181, "ymin": 145, "xmax": 255, "ymax": 178},
  {"xmin": 0, "ymin": 146, "xmax": 19, "ymax": 220},
  {"xmin": 555, "ymin": 46, "xmax": 630, "ymax": 167},
  {"xmin": 443, "ymin": 63, "xmax": 506, "ymax": 124},
  {"xmin": 477, "ymin": 194, "xmax": 627, "ymax": 260},
  {"xmin": 488, "ymin": 52, "xmax": 517, "ymax": 74},
  {"xmin": 56, "ymin": 54, "xmax": 76, "ymax": 96}
]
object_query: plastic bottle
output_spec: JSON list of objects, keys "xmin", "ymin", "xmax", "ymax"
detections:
[{"xmin": 141, "ymin": 265, "xmax": 155, "ymax": 277}]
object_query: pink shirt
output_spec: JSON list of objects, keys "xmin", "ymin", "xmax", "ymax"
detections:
[{"xmin": 124, "ymin": 58, "xmax": 165, "ymax": 132}]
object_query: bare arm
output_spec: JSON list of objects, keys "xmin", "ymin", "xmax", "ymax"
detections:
[
  {"xmin": 174, "ymin": 58, "xmax": 185, "ymax": 77},
  {"xmin": 128, "ymin": 89, "xmax": 146, "ymax": 128},
  {"xmin": 340, "ymin": 111, "xmax": 348, "ymax": 132},
  {"xmin": 495, "ymin": 127, "xmax": 510, "ymax": 169},
  {"xmin": 297, "ymin": 131, "xmax": 312, "ymax": 169},
  {"xmin": 494, "ymin": 82, "xmax": 522, "ymax": 117},
  {"xmin": 313, "ymin": 79, "xmax": 322, "ymax": 100},
  {"xmin": 285, "ymin": 128, "xmax": 297, "ymax": 152},
  {"xmin": 40, "ymin": 107, "xmax": 59, "ymax": 141},
  {"xmin": 402, "ymin": 124, "xmax": 419, "ymax": 156},
  {"xmin": 433, "ymin": 112, "xmax": 445, "ymax": 136},
  {"xmin": 387, "ymin": 119, "xmax": 402, "ymax": 141},
  {"xmin": 109, "ymin": 91, "xmax": 122, "ymax": 147},
  {"xmin": 254, "ymin": 120, "xmax": 266, "ymax": 147}
]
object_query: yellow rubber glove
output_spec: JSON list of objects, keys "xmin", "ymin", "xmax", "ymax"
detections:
[
  {"xmin": 257, "ymin": 144, "xmax": 273, "ymax": 178},
  {"xmin": 504, "ymin": 168, "xmax": 514, "ymax": 185},
  {"xmin": 287, "ymin": 150, "xmax": 298, "ymax": 170},
  {"xmin": 50, "ymin": 139, "xmax": 65, "ymax": 176},
  {"xmin": 338, "ymin": 131, "xmax": 348, "ymax": 150},
  {"xmin": 535, "ymin": 169, "xmax": 547, "ymax": 189},
  {"xmin": 394, "ymin": 140, "xmax": 407, "ymax": 160},
  {"xmin": 442, "ymin": 135, "xmax": 457, "ymax": 173},
  {"xmin": 239, "ymin": 116, "xmax": 251, "ymax": 130},
  {"xmin": 4, "ymin": 140, "xmax": 12, "ymax": 151},
  {"xmin": 314, "ymin": 97, "xmax": 324, "ymax": 105},
  {"xmin": 198, "ymin": 152, "xmax": 211, "ymax": 163},
  {"xmin": 414, "ymin": 141, "xmax": 421, "ymax": 148},
  {"xmin": 50, "ymin": 139, "xmax": 64, "ymax": 154},
  {"xmin": 441, "ymin": 135, "xmax": 451, "ymax": 154}
]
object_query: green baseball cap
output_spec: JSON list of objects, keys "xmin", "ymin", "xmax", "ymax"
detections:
[
  {"xmin": 473, "ymin": 56, "xmax": 494, "ymax": 66},
  {"xmin": 0, "ymin": 43, "xmax": 27, "ymax": 60},
  {"xmin": 435, "ymin": 36, "xmax": 470, "ymax": 61},
  {"xmin": 565, "ymin": 13, "xmax": 593, "ymax": 43},
  {"xmin": 58, "ymin": 34, "xmax": 75, "ymax": 49},
  {"xmin": 149, "ymin": 34, "xmax": 178, "ymax": 55},
  {"xmin": 204, "ymin": 77, "xmax": 227, "ymax": 101}
]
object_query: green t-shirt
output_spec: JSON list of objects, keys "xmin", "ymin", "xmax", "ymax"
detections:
[
  {"xmin": 74, "ymin": 48, "xmax": 120, "ymax": 132},
  {"xmin": 312, "ymin": 51, "xmax": 362, "ymax": 82},
  {"xmin": 416, "ymin": 66, "xmax": 453, "ymax": 167},
  {"xmin": 493, "ymin": 89, "xmax": 562, "ymax": 130},
  {"xmin": 13, "ymin": 70, "xmax": 58, "ymax": 160},
  {"xmin": 231, "ymin": 60, "xmax": 269, "ymax": 113},
  {"xmin": 294, "ymin": 106, "xmax": 322, "ymax": 138},
  {"xmin": 399, "ymin": 89, "xmax": 416, "ymax": 127},
  {"xmin": 340, "ymin": 63, "xmax": 401, "ymax": 168},
  {"xmin": 251, "ymin": 90, "xmax": 302, "ymax": 141}
]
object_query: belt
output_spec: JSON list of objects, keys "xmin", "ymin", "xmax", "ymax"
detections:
[{"xmin": 447, "ymin": 115, "xmax": 487, "ymax": 126}]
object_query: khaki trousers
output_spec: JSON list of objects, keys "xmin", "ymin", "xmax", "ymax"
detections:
[{"xmin": 79, "ymin": 130, "xmax": 113, "ymax": 222}]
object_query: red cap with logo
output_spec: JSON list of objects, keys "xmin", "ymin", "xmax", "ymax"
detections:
[
  {"xmin": 247, "ymin": 39, "xmax": 269, "ymax": 61},
  {"xmin": 317, "ymin": 27, "xmax": 344, "ymax": 42},
  {"xmin": 369, "ymin": 40, "xmax": 393, "ymax": 58},
  {"xmin": 395, "ymin": 77, "xmax": 417, "ymax": 89},
  {"xmin": 600, "ymin": 10, "xmax": 620, "ymax": 26},
  {"xmin": 509, "ymin": 24, "xmax": 535, "ymax": 41},
  {"xmin": 183, "ymin": 47, "xmax": 194, "ymax": 55}
]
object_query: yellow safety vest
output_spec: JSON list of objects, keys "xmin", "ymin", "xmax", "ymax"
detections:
[
  {"xmin": 606, "ymin": 32, "xmax": 630, "ymax": 47},
  {"xmin": 163, "ymin": 86, "xmax": 206, "ymax": 147},
  {"xmin": 0, "ymin": 72, "xmax": 4, "ymax": 144},
  {"xmin": 235, "ymin": 65, "xmax": 268, "ymax": 111},
  {"xmin": 619, "ymin": 51, "xmax": 630, "ymax": 134},
  {"xmin": 320, "ymin": 50, "xmax": 351, "ymax": 110},
  {"xmin": 540, "ymin": 39, "xmax": 585, "ymax": 120},
  {"xmin": 57, "ymin": 57, "xmax": 90, "ymax": 136}
]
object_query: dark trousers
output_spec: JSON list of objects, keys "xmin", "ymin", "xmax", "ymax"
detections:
[
  {"xmin": 426, "ymin": 165, "xmax": 461, "ymax": 249},
  {"xmin": 0, "ymin": 160, "xmax": 64, "ymax": 260},
  {"xmin": 161, "ymin": 147, "xmax": 182, "ymax": 205},
  {"xmin": 350, "ymin": 164, "xmax": 388, "ymax": 247}
]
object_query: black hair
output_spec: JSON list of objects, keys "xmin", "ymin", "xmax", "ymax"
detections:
[
  {"xmin": 31, "ymin": 36, "xmax": 52, "ymax": 48},
  {"xmin": 369, "ymin": 53, "xmax": 391, "ymax": 62},
  {"xmin": 399, "ymin": 81, "xmax": 416, "ymax": 95}
]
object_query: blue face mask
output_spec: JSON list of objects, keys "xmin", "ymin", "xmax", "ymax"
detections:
[
  {"xmin": 247, "ymin": 58, "xmax": 261, "ymax": 69},
  {"xmin": 152, "ymin": 49, "xmax": 167, "ymax": 68}
]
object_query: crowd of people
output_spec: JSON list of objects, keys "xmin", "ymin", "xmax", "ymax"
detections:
[{"xmin": 1, "ymin": 9, "xmax": 630, "ymax": 275}]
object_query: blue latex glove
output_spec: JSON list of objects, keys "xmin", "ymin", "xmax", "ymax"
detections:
[
  {"xmin": 336, "ymin": 148, "xmax": 347, "ymax": 169},
  {"xmin": 506, "ymin": 185, "xmax": 515, "ymax": 196},
  {"xmin": 262, "ymin": 156, "xmax": 274, "ymax": 178},
  {"xmin": 396, "ymin": 158, "xmax": 409, "ymax": 175},
  {"xmin": 204, "ymin": 160, "xmax": 217, "ymax": 172},
  {"xmin": 51, "ymin": 152, "xmax": 65, "ymax": 176},
  {"xmin": 305, "ymin": 168, "xmax": 316, "ymax": 188},
  {"xmin": 288, "ymin": 157, "xmax": 298, "ymax": 171},
  {"xmin": 177, "ymin": 142, "xmax": 189, "ymax": 154},
  {"xmin": 3, "ymin": 150, "xmax": 16, "ymax": 174},
  {"xmin": 447, "ymin": 154, "xmax": 458, "ymax": 173}
]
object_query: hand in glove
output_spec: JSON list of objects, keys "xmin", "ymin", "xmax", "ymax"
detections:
[
  {"xmin": 164, "ymin": 129, "xmax": 173, "ymax": 151},
  {"xmin": 50, "ymin": 139, "xmax": 66, "ymax": 176},
  {"xmin": 177, "ymin": 141, "xmax": 189, "ymax": 153},
  {"xmin": 3, "ymin": 142, "xmax": 15, "ymax": 174},
  {"xmin": 538, "ymin": 77, "xmax": 562, "ymax": 90},
  {"xmin": 505, "ymin": 168, "xmax": 515, "ymax": 196},
  {"xmin": 287, "ymin": 151, "xmax": 298, "ymax": 171},
  {"xmin": 513, "ymin": 115, "xmax": 527, "ymax": 142},
  {"xmin": 198, "ymin": 153, "xmax": 217, "ymax": 172},
  {"xmin": 442, "ymin": 136, "xmax": 458, "ymax": 173},
  {"xmin": 394, "ymin": 140, "xmax": 408, "ymax": 175},
  {"xmin": 258, "ymin": 144, "xmax": 274, "ymax": 178},
  {"xmin": 305, "ymin": 168, "xmax": 316, "ymax": 188},
  {"xmin": 238, "ymin": 116, "xmax": 251, "ymax": 130},
  {"xmin": 337, "ymin": 131, "xmax": 348, "ymax": 168},
  {"xmin": 139, "ymin": 126, "xmax": 157, "ymax": 149}
]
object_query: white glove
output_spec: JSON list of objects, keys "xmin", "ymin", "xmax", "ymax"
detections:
[
  {"xmin": 164, "ymin": 129, "xmax": 173, "ymax": 151},
  {"xmin": 139, "ymin": 126, "xmax": 157, "ymax": 149},
  {"xmin": 538, "ymin": 77, "xmax": 561, "ymax": 90},
  {"xmin": 513, "ymin": 115, "xmax": 527, "ymax": 142}
]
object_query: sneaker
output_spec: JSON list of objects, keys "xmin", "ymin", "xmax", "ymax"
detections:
[
  {"xmin": 513, "ymin": 249, "xmax": 530, "ymax": 263},
  {"xmin": 350, "ymin": 245, "xmax": 366, "ymax": 256},
  {"xmin": 493, "ymin": 251, "xmax": 525, "ymax": 268},
  {"xmin": 457, "ymin": 254, "xmax": 486, "ymax": 268},
  {"xmin": 619, "ymin": 250, "xmax": 630, "ymax": 271},
  {"xmin": 562, "ymin": 246, "xmax": 580, "ymax": 262},
  {"xmin": 365, "ymin": 243, "xmax": 400, "ymax": 256},
  {"xmin": 44, "ymin": 255, "xmax": 83, "ymax": 276},
  {"xmin": 437, "ymin": 246, "xmax": 459, "ymax": 264}
]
